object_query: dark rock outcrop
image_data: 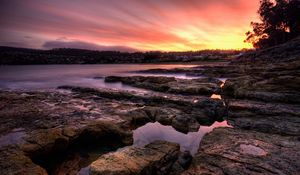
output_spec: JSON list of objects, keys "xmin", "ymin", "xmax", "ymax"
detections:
[{"xmin": 232, "ymin": 37, "xmax": 300, "ymax": 64}]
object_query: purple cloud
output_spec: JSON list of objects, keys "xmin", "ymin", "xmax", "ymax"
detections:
[{"xmin": 42, "ymin": 40, "xmax": 138, "ymax": 52}]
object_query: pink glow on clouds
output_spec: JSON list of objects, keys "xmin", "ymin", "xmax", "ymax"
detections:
[{"xmin": 0, "ymin": 0, "xmax": 259, "ymax": 51}]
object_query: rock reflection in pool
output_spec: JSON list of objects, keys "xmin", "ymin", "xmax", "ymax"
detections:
[{"xmin": 133, "ymin": 121, "xmax": 231, "ymax": 155}]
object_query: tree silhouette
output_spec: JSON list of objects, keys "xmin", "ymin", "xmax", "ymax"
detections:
[{"xmin": 245, "ymin": 0, "xmax": 300, "ymax": 49}]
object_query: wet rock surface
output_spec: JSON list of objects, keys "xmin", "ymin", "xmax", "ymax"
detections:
[{"xmin": 59, "ymin": 86, "xmax": 226, "ymax": 132}]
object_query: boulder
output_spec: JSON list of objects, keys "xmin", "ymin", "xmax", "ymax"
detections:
[{"xmin": 90, "ymin": 141, "xmax": 180, "ymax": 175}]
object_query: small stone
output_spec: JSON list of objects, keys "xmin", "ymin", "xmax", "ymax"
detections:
[{"xmin": 239, "ymin": 144, "xmax": 267, "ymax": 156}]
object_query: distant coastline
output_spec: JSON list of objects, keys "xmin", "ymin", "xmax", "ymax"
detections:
[{"xmin": 0, "ymin": 46, "xmax": 248, "ymax": 65}]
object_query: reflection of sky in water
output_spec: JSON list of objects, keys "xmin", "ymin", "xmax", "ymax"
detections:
[
  {"xmin": 0, "ymin": 64, "xmax": 199, "ymax": 90},
  {"xmin": 217, "ymin": 78, "xmax": 227, "ymax": 83},
  {"xmin": 133, "ymin": 121, "xmax": 231, "ymax": 155},
  {"xmin": 210, "ymin": 94, "xmax": 222, "ymax": 99}
]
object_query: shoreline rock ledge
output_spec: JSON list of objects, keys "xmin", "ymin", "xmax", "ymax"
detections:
[
  {"xmin": 182, "ymin": 128, "xmax": 300, "ymax": 175},
  {"xmin": 181, "ymin": 36, "xmax": 300, "ymax": 175}
]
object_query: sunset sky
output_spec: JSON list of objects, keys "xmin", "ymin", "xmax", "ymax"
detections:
[{"xmin": 0, "ymin": 0, "xmax": 259, "ymax": 52}]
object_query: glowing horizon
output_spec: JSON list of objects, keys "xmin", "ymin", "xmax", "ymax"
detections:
[{"xmin": 0, "ymin": 0, "xmax": 259, "ymax": 51}]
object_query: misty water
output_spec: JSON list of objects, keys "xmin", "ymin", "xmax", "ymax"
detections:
[{"xmin": 0, "ymin": 64, "xmax": 200, "ymax": 90}]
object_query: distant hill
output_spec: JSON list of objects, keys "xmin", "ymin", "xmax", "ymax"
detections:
[
  {"xmin": 0, "ymin": 47, "xmax": 144, "ymax": 64},
  {"xmin": 0, "ymin": 46, "xmax": 243, "ymax": 65}
]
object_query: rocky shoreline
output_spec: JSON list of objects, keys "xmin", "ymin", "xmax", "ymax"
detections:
[
  {"xmin": 0, "ymin": 38, "xmax": 300, "ymax": 174},
  {"xmin": 0, "ymin": 83, "xmax": 226, "ymax": 174}
]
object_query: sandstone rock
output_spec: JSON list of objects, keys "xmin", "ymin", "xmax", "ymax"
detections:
[
  {"xmin": 0, "ymin": 88, "xmax": 226, "ymax": 174},
  {"xmin": 104, "ymin": 76, "xmax": 222, "ymax": 95},
  {"xmin": 179, "ymin": 38, "xmax": 300, "ymax": 175},
  {"xmin": 169, "ymin": 151, "xmax": 193, "ymax": 175},
  {"xmin": 177, "ymin": 151, "xmax": 193, "ymax": 169},
  {"xmin": 0, "ymin": 148, "xmax": 47, "ymax": 175},
  {"xmin": 0, "ymin": 91, "xmax": 135, "ymax": 175},
  {"xmin": 135, "ymin": 62, "xmax": 242, "ymax": 78},
  {"xmin": 222, "ymin": 50, "xmax": 300, "ymax": 103},
  {"xmin": 226, "ymin": 99, "xmax": 300, "ymax": 136},
  {"xmin": 182, "ymin": 128, "xmax": 300, "ymax": 175},
  {"xmin": 3, "ymin": 121, "xmax": 133, "ymax": 175},
  {"xmin": 90, "ymin": 141, "xmax": 180, "ymax": 175},
  {"xmin": 59, "ymin": 86, "xmax": 227, "ymax": 129},
  {"xmin": 19, "ymin": 121, "xmax": 132, "ymax": 155},
  {"xmin": 223, "ymin": 74, "xmax": 300, "ymax": 104},
  {"xmin": 220, "ymin": 59, "xmax": 300, "ymax": 137},
  {"xmin": 232, "ymin": 36, "xmax": 300, "ymax": 64},
  {"xmin": 126, "ymin": 106, "xmax": 200, "ymax": 133}
]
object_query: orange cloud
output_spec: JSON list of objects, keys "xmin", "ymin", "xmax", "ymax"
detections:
[{"xmin": 0, "ymin": 0, "xmax": 259, "ymax": 51}]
